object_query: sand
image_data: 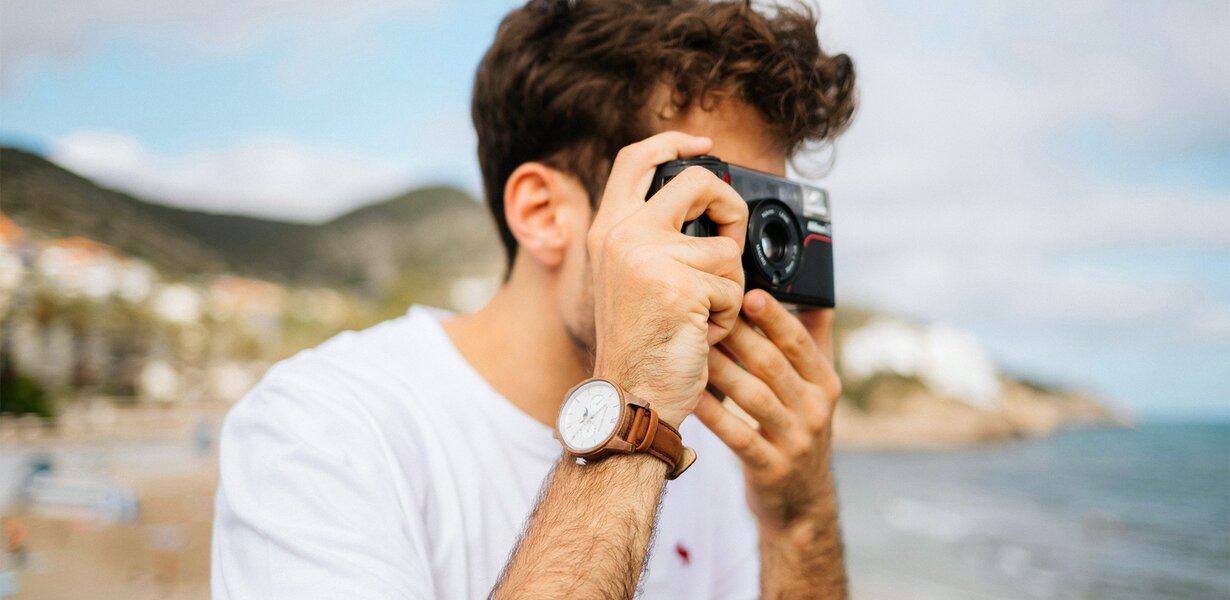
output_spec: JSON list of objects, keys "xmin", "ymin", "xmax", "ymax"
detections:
[
  {"xmin": 1, "ymin": 404, "xmax": 224, "ymax": 600},
  {"xmin": 5, "ymin": 464, "xmax": 217, "ymax": 600}
]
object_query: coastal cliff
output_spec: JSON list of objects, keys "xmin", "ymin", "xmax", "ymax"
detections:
[
  {"xmin": 829, "ymin": 313, "xmax": 1122, "ymax": 448},
  {"xmin": 831, "ymin": 379, "xmax": 1120, "ymax": 448}
]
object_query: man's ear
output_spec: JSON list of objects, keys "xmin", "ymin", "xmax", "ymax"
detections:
[{"xmin": 503, "ymin": 162, "xmax": 589, "ymax": 269}]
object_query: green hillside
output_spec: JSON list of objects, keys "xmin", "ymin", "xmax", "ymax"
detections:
[{"xmin": 0, "ymin": 147, "xmax": 504, "ymax": 291}]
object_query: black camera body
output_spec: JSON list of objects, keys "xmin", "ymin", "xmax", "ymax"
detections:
[{"xmin": 647, "ymin": 156, "xmax": 835, "ymax": 308}]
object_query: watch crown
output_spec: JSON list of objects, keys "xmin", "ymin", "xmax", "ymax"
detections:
[{"xmin": 574, "ymin": 457, "xmax": 588, "ymax": 466}]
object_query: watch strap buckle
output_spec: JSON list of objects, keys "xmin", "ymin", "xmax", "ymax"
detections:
[
  {"xmin": 629, "ymin": 405, "xmax": 659, "ymax": 453},
  {"xmin": 668, "ymin": 447, "xmax": 696, "ymax": 480}
]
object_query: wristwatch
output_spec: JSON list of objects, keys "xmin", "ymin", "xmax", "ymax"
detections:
[{"xmin": 555, "ymin": 378, "xmax": 696, "ymax": 480}]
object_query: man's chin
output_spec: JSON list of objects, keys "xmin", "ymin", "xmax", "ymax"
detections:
[{"xmin": 562, "ymin": 321, "xmax": 597, "ymax": 369}]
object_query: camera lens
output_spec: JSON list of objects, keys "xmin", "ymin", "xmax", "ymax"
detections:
[
  {"xmin": 759, "ymin": 221, "xmax": 789, "ymax": 263},
  {"xmin": 745, "ymin": 200, "xmax": 802, "ymax": 288}
]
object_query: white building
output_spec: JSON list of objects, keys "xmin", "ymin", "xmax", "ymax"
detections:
[
  {"xmin": 841, "ymin": 318, "xmax": 1003, "ymax": 409},
  {"xmin": 34, "ymin": 237, "xmax": 155, "ymax": 302}
]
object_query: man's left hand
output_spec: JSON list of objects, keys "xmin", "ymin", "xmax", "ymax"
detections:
[{"xmin": 694, "ymin": 289, "xmax": 842, "ymax": 532}]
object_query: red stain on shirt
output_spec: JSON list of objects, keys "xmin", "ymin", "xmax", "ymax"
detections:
[{"xmin": 675, "ymin": 542, "xmax": 691, "ymax": 566}]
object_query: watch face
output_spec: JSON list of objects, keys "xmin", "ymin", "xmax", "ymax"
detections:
[{"xmin": 558, "ymin": 380, "xmax": 624, "ymax": 453}]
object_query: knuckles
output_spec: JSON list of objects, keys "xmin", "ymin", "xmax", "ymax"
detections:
[
  {"xmin": 824, "ymin": 377, "xmax": 842, "ymax": 406},
  {"xmin": 670, "ymin": 165, "xmax": 736, "ymax": 205},
  {"xmin": 803, "ymin": 409, "xmax": 829, "ymax": 435},
  {"xmin": 719, "ymin": 276, "xmax": 745, "ymax": 309},
  {"xmin": 787, "ymin": 330, "xmax": 815, "ymax": 360},
  {"xmin": 613, "ymin": 143, "xmax": 650, "ymax": 170},
  {"xmin": 675, "ymin": 165, "xmax": 720, "ymax": 188},
  {"xmin": 785, "ymin": 432, "xmax": 813, "ymax": 460},
  {"xmin": 604, "ymin": 219, "xmax": 637, "ymax": 249},
  {"xmin": 756, "ymin": 352, "xmax": 790, "ymax": 384},
  {"xmin": 799, "ymin": 376, "xmax": 839, "ymax": 434},
  {"xmin": 594, "ymin": 220, "xmax": 642, "ymax": 271},
  {"xmin": 726, "ymin": 427, "xmax": 757, "ymax": 453},
  {"xmin": 655, "ymin": 275, "xmax": 689, "ymax": 311},
  {"xmin": 747, "ymin": 385, "xmax": 775, "ymax": 413},
  {"xmin": 801, "ymin": 385, "xmax": 833, "ymax": 433},
  {"xmin": 820, "ymin": 364, "xmax": 842, "ymax": 404},
  {"xmin": 714, "ymin": 235, "xmax": 741, "ymax": 261}
]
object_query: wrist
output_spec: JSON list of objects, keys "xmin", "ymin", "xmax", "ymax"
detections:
[
  {"xmin": 757, "ymin": 507, "xmax": 848, "ymax": 600},
  {"xmin": 557, "ymin": 377, "xmax": 697, "ymax": 479},
  {"xmin": 759, "ymin": 509, "xmax": 828, "ymax": 543},
  {"xmin": 756, "ymin": 470, "xmax": 837, "ymax": 535},
  {"xmin": 590, "ymin": 365, "xmax": 687, "ymax": 428},
  {"xmin": 562, "ymin": 450, "xmax": 670, "ymax": 481}
]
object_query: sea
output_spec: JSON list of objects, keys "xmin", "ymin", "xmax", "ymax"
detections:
[
  {"xmin": 1, "ymin": 423, "xmax": 1226, "ymax": 598},
  {"xmin": 833, "ymin": 423, "xmax": 1230, "ymax": 599}
]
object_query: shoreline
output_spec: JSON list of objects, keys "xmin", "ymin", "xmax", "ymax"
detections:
[
  {"xmin": 3, "ymin": 424, "xmax": 1223, "ymax": 600},
  {"xmin": 2, "ymin": 380, "xmax": 1127, "ymax": 451}
]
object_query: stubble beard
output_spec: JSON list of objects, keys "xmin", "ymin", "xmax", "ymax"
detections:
[{"xmin": 562, "ymin": 260, "xmax": 597, "ymax": 375}]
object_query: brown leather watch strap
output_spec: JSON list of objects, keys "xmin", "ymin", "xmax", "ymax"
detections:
[
  {"xmin": 557, "ymin": 378, "xmax": 697, "ymax": 480},
  {"xmin": 626, "ymin": 404, "xmax": 696, "ymax": 480}
]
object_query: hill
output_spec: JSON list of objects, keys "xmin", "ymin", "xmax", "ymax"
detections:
[{"xmin": 0, "ymin": 147, "xmax": 504, "ymax": 291}]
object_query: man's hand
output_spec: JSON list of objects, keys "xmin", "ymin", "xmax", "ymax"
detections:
[
  {"xmin": 492, "ymin": 132, "xmax": 750, "ymax": 599},
  {"xmin": 588, "ymin": 131, "xmax": 749, "ymax": 427},
  {"xmin": 694, "ymin": 289, "xmax": 846, "ymax": 597}
]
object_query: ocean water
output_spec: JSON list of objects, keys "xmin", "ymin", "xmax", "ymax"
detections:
[
  {"xmin": 833, "ymin": 424, "xmax": 1230, "ymax": 600},
  {"xmin": 2, "ymin": 424, "xmax": 1226, "ymax": 598}
]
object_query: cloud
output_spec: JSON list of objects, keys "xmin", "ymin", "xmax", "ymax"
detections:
[
  {"xmin": 0, "ymin": 0, "xmax": 442, "ymax": 89},
  {"xmin": 804, "ymin": 0, "xmax": 1230, "ymax": 400},
  {"xmin": 49, "ymin": 130, "xmax": 422, "ymax": 222}
]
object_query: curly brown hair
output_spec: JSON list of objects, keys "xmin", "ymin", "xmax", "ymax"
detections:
[{"xmin": 473, "ymin": 0, "xmax": 856, "ymax": 269}]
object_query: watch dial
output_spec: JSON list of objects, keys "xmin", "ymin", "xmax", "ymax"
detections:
[{"xmin": 559, "ymin": 381, "xmax": 623, "ymax": 452}]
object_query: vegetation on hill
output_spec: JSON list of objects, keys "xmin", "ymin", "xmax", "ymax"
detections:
[{"xmin": 0, "ymin": 147, "xmax": 504, "ymax": 293}]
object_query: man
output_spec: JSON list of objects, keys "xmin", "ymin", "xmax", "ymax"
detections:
[{"xmin": 211, "ymin": 1, "xmax": 856, "ymax": 598}]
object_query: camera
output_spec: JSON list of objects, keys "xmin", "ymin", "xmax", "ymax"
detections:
[{"xmin": 647, "ymin": 155, "xmax": 835, "ymax": 308}]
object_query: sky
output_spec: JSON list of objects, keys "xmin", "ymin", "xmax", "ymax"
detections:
[{"xmin": 1, "ymin": 0, "xmax": 1227, "ymax": 421}]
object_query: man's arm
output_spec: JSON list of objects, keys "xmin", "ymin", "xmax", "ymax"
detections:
[
  {"xmin": 756, "ymin": 452, "xmax": 845, "ymax": 597},
  {"xmin": 492, "ymin": 131, "xmax": 748, "ymax": 598},
  {"xmin": 492, "ymin": 455, "xmax": 667, "ymax": 598},
  {"xmin": 695, "ymin": 291, "xmax": 848, "ymax": 599}
]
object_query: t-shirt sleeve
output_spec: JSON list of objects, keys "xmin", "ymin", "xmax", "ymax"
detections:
[{"xmin": 211, "ymin": 369, "xmax": 434, "ymax": 599}]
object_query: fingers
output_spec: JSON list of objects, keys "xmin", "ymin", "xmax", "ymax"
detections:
[
  {"xmin": 798, "ymin": 307, "xmax": 836, "ymax": 363},
  {"xmin": 644, "ymin": 166, "xmax": 749, "ymax": 249},
  {"xmin": 719, "ymin": 316, "xmax": 811, "ymax": 405},
  {"xmin": 719, "ymin": 294, "xmax": 842, "ymax": 437},
  {"xmin": 599, "ymin": 132, "xmax": 713, "ymax": 226},
  {"xmin": 668, "ymin": 235, "xmax": 744, "ymax": 280},
  {"xmin": 738, "ymin": 290, "xmax": 827, "ymax": 383},
  {"xmin": 707, "ymin": 349, "xmax": 794, "ymax": 437},
  {"xmin": 692, "ymin": 272, "xmax": 745, "ymax": 343},
  {"xmin": 693, "ymin": 392, "xmax": 774, "ymax": 469}
]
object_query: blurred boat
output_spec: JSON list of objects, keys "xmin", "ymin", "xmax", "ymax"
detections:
[{"xmin": 22, "ymin": 472, "xmax": 137, "ymax": 524}]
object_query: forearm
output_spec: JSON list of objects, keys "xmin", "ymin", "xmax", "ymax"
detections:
[
  {"xmin": 492, "ymin": 453, "xmax": 668, "ymax": 599},
  {"xmin": 758, "ymin": 470, "xmax": 846, "ymax": 599}
]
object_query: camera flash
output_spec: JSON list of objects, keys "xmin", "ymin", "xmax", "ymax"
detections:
[{"xmin": 803, "ymin": 188, "xmax": 829, "ymax": 219}]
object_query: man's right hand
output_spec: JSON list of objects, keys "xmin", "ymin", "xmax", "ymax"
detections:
[
  {"xmin": 587, "ymin": 132, "xmax": 749, "ymax": 428},
  {"xmin": 494, "ymin": 132, "xmax": 748, "ymax": 598}
]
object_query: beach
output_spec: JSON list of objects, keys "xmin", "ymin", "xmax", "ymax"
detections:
[
  {"xmin": 1, "ymin": 406, "xmax": 223, "ymax": 599},
  {"xmin": 2, "ymin": 414, "xmax": 1227, "ymax": 599}
]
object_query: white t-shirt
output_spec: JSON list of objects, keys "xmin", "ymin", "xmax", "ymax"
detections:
[{"xmin": 212, "ymin": 306, "xmax": 760, "ymax": 599}]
